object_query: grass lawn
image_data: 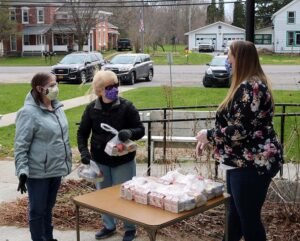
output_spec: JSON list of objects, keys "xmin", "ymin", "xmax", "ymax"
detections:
[
  {"xmin": 0, "ymin": 83, "xmax": 91, "ymax": 114},
  {"xmin": 0, "ymin": 87, "xmax": 299, "ymax": 161},
  {"xmin": 1, "ymin": 44, "xmax": 300, "ymax": 66}
]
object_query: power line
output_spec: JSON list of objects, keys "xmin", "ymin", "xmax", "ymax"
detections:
[{"xmin": 0, "ymin": 1, "xmax": 245, "ymax": 8}]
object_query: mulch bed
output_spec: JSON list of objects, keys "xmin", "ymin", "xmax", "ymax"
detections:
[{"xmin": 0, "ymin": 179, "xmax": 299, "ymax": 241}]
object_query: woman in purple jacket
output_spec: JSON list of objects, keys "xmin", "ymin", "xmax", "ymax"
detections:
[{"xmin": 196, "ymin": 40, "xmax": 283, "ymax": 241}]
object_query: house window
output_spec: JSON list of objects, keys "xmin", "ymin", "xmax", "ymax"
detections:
[
  {"xmin": 37, "ymin": 8, "xmax": 44, "ymax": 23},
  {"xmin": 287, "ymin": 31, "xmax": 300, "ymax": 46},
  {"xmin": 254, "ymin": 34, "xmax": 272, "ymax": 45},
  {"xmin": 10, "ymin": 34, "xmax": 17, "ymax": 51},
  {"xmin": 24, "ymin": 35, "xmax": 30, "ymax": 45},
  {"xmin": 287, "ymin": 11, "xmax": 295, "ymax": 24},
  {"xmin": 36, "ymin": 35, "xmax": 45, "ymax": 45},
  {"xmin": 9, "ymin": 8, "xmax": 16, "ymax": 21},
  {"xmin": 54, "ymin": 34, "xmax": 68, "ymax": 45},
  {"xmin": 22, "ymin": 7, "xmax": 29, "ymax": 24}
]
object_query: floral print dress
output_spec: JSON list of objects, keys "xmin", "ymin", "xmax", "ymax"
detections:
[{"xmin": 207, "ymin": 77, "xmax": 283, "ymax": 177}]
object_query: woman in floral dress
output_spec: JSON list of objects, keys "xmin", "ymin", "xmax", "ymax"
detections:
[{"xmin": 196, "ymin": 40, "xmax": 283, "ymax": 241}]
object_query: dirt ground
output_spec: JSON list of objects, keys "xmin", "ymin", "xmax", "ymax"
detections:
[{"xmin": 0, "ymin": 178, "xmax": 299, "ymax": 241}]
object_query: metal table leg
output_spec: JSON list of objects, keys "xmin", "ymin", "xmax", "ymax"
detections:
[
  {"xmin": 75, "ymin": 205, "xmax": 80, "ymax": 241},
  {"xmin": 224, "ymin": 196, "xmax": 230, "ymax": 241},
  {"xmin": 146, "ymin": 228, "xmax": 157, "ymax": 241}
]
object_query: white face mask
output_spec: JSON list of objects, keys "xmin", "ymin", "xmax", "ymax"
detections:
[{"xmin": 45, "ymin": 85, "xmax": 59, "ymax": 100}]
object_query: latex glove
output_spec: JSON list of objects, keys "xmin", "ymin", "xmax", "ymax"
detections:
[
  {"xmin": 196, "ymin": 129, "xmax": 209, "ymax": 144},
  {"xmin": 118, "ymin": 129, "xmax": 132, "ymax": 142},
  {"xmin": 17, "ymin": 174, "xmax": 27, "ymax": 194}
]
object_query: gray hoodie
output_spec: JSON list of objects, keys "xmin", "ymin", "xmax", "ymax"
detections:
[{"xmin": 15, "ymin": 92, "xmax": 72, "ymax": 178}]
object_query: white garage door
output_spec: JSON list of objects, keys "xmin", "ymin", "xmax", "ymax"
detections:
[
  {"xmin": 223, "ymin": 34, "xmax": 245, "ymax": 43},
  {"xmin": 195, "ymin": 34, "xmax": 217, "ymax": 46}
]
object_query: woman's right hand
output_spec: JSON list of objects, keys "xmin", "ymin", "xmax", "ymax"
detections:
[{"xmin": 196, "ymin": 141, "xmax": 208, "ymax": 156}]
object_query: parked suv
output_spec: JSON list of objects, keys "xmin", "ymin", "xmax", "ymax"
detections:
[
  {"xmin": 202, "ymin": 55, "xmax": 231, "ymax": 87},
  {"xmin": 103, "ymin": 53, "xmax": 154, "ymax": 85},
  {"xmin": 51, "ymin": 52, "xmax": 104, "ymax": 84},
  {"xmin": 117, "ymin": 38, "xmax": 132, "ymax": 51}
]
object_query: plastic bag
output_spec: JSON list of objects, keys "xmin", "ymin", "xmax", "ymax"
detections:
[
  {"xmin": 101, "ymin": 123, "xmax": 137, "ymax": 156},
  {"xmin": 77, "ymin": 160, "xmax": 104, "ymax": 183}
]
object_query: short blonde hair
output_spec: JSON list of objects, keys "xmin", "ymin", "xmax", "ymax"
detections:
[{"xmin": 92, "ymin": 70, "xmax": 118, "ymax": 94}]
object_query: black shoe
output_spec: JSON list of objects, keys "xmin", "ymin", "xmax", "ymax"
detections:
[
  {"xmin": 47, "ymin": 239, "xmax": 57, "ymax": 241},
  {"xmin": 95, "ymin": 227, "xmax": 116, "ymax": 240},
  {"xmin": 122, "ymin": 230, "xmax": 136, "ymax": 241}
]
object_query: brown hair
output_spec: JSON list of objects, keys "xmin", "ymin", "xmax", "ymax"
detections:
[
  {"xmin": 31, "ymin": 72, "xmax": 56, "ymax": 105},
  {"xmin": 218, "ymin": 40, "xmax": 274, "ymax": 111}
]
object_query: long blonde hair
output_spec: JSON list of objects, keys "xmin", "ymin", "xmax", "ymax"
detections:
[{"xmin": 218, "ymin": 40, "xmax": 274, "ymax": 111}]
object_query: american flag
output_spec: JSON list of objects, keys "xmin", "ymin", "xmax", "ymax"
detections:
[{"xmin": 139, "ymin": 8, "xmax": 144, "ymax": 33}]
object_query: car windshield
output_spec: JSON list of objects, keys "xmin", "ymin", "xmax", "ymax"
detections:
[
  {"xmin": 60, "ymin": 55, "xmax": 86, "ymax": 64},
  {"xmin": 110, "ymin": 55, "xmax": 135, "ymax": 64},
  {"xmin": 210, "ymin": 57, "xmax": 226, "ymax": 66}
]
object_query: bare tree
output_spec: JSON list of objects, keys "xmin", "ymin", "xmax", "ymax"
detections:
[
  {"xmin": 55, "ymin": 0, "xmax": 111, "ymax": 51},
  {"xmin": 0, "ymin": 2, "xmax": 17, "ymax": 42}
]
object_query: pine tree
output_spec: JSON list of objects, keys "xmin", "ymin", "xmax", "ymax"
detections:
[
  {"xmin": 206, "ymin": 0, "xmax": 217, "ymax": 24},
  {"xmin": 218, "ymin": 0, "xmax": 225, "ymax": 22},
  {"xmin": 232, "ymin": 0, "xmax": 245, "ymax": 28},
  {"xmin": 255, "ymin": 0, "xmax": 293, "ymax": 28}
]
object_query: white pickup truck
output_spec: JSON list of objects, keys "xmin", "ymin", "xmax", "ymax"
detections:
[{"xmin": 198, "ymin": 42, "xmax": 215, "ymax": 52}]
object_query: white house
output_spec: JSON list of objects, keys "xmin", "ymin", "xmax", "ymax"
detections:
[
  {"xmin": 254, "ymin": 26, "xmax": 274, "ymax": 52},
  {"xmin": 272, "ymin": 0, "xmax": 300, "ymax": 53},
  {"xmin": 185, "ymin": 21, "xmax": 245, "ymax": 51}
]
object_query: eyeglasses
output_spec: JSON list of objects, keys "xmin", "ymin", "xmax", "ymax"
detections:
[{"xmin": 105, "ymin": 83, "xmax": 119, "ymax": 90}]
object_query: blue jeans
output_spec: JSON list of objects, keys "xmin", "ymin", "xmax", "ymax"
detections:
[
  {"xmin": 27, "ymin": 177, "xmax": 62, "ymax": 241},
  {"xmin": 224, "ymin": 168, "xmax": 271, "ymax": 241},
  {"xmin": 95, "ymin": 160, "xmax": 136, "ymax": 231}
]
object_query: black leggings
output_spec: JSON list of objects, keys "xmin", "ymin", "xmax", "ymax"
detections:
[{"xmin": 223, "ymin": 168, "xmax": 271, "ymax": 241}]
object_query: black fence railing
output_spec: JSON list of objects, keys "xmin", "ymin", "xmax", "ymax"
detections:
[{"xmin": 139, "ymin": 103, "xmax": 300, "ymax": 177}]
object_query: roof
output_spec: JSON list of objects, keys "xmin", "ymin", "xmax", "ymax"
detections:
[
  {"xmin": 108, "ymin": 29, "xmax": 120, "ymax": 35},
  {"xmin": 10, "ymin": 0, "xmax": 61, "ymax": 5},
  {"xmin": 51, "ymin": 24, "xmax": 76, "ymax": 32},
  {"xmin": 184, "ymin": 21, "xmax": 245, "ymax": 35},
  {"xmin": 108, "ymin": 22, "xmax": 118, "ymax": 29},
  {"xmin": 272, "ymin": 0, "xmax": 299, "ymax": 20},
  {"xmin": 23, "ymin": 25, "xmax": 51, "ymax": 35}
]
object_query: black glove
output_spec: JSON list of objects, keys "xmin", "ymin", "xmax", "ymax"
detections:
[
  {"xmin": 17, "ymin": 174, "xmax": 27, "ymax": 194},
  {"xmin": 118, "ymin": 129, "xmax": 132, "ymax": 142},
  {"xmin": 81, "ymin": 156, "xmax": 90, "ymax": 165},
  {"xmin": 81, "ymin": 151, "xmax": 91, "ymax": 165}
]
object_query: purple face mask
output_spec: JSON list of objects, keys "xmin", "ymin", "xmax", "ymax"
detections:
[{"xmin": 104, "ymin": 87, "xmax": 119, "ymax": 101}]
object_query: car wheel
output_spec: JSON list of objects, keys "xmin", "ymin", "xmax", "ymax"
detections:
[
  {"xmin": 146, "ymin": 69, "xmax": 153, "ymax": 81},
  {"xmin": 79, "ymin": 71, "xmax": 87, "ymax": 84},
  {"xmin": 226, "ymin": 77, "xmax": 232, "ymax": 87},
  {"xmin": 202, "ymin": 77, "xmax": 211, "ymax": 88},
  {"xmin": 129, "ymin": 72, "xmax": 136, "ymax": 85}
]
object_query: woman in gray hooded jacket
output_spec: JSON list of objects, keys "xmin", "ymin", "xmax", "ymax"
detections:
[{"xmin": 14, "ymin": 72, "xmax": 72, "ymax": 241}]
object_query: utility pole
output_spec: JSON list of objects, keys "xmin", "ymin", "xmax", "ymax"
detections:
[
  {"xmin": 140, "ymin": 1, "xmax": 145, "ymax": 53},
  {"xmin": 245, "ymin": 0, "xmax": 255, "ymax": 42}
]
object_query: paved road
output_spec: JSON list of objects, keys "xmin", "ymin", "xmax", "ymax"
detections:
[{"xmin": 0, "ymin": 65, "xmax": 299, "ymax": 90}]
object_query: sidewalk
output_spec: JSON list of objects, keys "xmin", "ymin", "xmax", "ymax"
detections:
[{"xmin": 0, "ymin": 86, "xmax": 134, "ymax": 127}]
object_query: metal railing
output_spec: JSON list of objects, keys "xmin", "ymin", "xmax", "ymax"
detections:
[{"xmin": 139, "ymin": 103, "xmax": 300, "ymax": 177}]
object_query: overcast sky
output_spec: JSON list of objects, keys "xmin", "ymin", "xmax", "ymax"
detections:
[{"xmin": 224, "ymin": 0, "xmax": 234, "ymax": 21}]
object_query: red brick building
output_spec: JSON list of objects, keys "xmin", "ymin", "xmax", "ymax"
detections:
[{"xmin": 3, "ymin": 0, "xmax": 119, "ymax": 56}]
